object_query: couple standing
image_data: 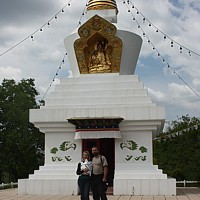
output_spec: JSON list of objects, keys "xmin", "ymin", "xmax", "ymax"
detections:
[{"xmin": 76, "ymin": 146, "xmax": 108, "ymax": 200}]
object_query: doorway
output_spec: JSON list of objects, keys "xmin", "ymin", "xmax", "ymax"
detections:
[{"xmin": 82, "ymin": 138, "xmax": 115, "ymax": 186}]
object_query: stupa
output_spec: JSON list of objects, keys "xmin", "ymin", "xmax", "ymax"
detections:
[{"xmin": 18, "ymin": 0, "xmax": 176, "ymax": 195}]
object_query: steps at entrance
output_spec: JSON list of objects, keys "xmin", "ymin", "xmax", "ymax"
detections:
[{"xmin": 88, "ymin": 187, "xmax": 113, "ymax": 195}]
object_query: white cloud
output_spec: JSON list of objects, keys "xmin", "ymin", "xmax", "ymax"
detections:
[
  {"xmin": 147, "ymin": 88, "xmax": 166, "ymax": 102},
  {"xmin": 168, "ymin": 82, "xmax": 194, "ymax": 98},
  {"xmin": 147, "ymin": 82, "xmax": 200, "ymax": 120},
  {"xmin": 193, "ymin": 78, "xmax": 200, "ymax": 88},
  {"xmin": 0, "ymin": 66, "xmax": 22, "ymax": 82}
]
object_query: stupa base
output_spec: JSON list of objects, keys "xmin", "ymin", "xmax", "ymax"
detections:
[{"xmin": 114, "ymin": 178, "xmax": 176, "ymax": 195}]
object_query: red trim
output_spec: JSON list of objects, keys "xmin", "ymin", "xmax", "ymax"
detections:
[{"xmin": 76, "ymin": 128, "xmax": 119, "ymax": 132}]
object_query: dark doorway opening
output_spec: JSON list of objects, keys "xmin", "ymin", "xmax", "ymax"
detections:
[{"xmin": 82, "ymin": 138, "xmax": 115, "ymax": 186}]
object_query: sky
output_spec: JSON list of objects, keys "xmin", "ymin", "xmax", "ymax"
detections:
[{"xmin": 0, "ymin": 0, "xmax": 200, "ymax": 123}]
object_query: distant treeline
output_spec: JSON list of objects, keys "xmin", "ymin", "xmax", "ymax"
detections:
[
  {"xmin": 153, "ymin": 115, "xmax": 200, "ymax": 181},
  {"xmin": 0, "ymin": 79, "xmax": 44, "ymax": 183}
]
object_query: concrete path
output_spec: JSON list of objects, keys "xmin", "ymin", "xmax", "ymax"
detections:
[{"xmin": 1, "ymin": 188, "xmax": 200, "ymax": 200}]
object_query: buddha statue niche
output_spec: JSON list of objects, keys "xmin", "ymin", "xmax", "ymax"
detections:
[{"xmin": 88, "ymin": 40, "xmax": 112, "ymax": 74}]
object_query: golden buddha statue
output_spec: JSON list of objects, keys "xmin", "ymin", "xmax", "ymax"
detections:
[{"xmin": 88, "ymin": 40, "xmax": 112, "ymax": 74}]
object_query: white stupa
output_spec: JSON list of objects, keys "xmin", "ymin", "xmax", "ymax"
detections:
[{"xmin": 18, "ymin": 0, "xmax": 176, "ymax": 195}]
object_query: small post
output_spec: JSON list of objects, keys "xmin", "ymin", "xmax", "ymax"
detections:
[{"xmin": 132, "ymin": 186, "xmax": 134, "ymax": 195}]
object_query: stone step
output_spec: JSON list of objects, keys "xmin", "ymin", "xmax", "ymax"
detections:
[
  {"xmin": 45, "ymin": 96, "xmax": 152, "ymax": 106},
  {"xmin": 114, "ymin": 173, "xmax": 167, "ymax": 179},
  {"xmin": 50, "ymin": 89, "xmax": 148, "ymax": 98},
  {"xmin": 54, "ymin": 81, "xmax": 144, "ymax": 91},
  {"xmin": 42, "ymin": 103, "xmax": 156, "ymax": 108},
  {"xmin": 60, "ymin": 75, "xmax": 140, "ymax": 84},
  {"xmin": 29, "ymin": 174, "xmax": 77, "ymax": 179},
  {"xmin": 33, "ymin": 169, "xmax": 77, "ymax": 175}
]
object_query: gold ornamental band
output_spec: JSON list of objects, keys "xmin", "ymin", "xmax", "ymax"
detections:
[{"xmin": 87, "ymin": 0, "xmax": 118, "ymax": 12}]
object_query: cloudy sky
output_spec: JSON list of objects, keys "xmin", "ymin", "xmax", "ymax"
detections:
[{"xmin": 0, "ymin": 0, "xmax": 200, "ymax": 122}]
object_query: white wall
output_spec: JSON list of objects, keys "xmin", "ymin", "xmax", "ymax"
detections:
[
  {"xmin": 45, "ymin": 132, "xmax": 81, "ymax": 165},
  {"xmin": 115, "ymin": 130, "xmax": 152, "ymax": 164}
]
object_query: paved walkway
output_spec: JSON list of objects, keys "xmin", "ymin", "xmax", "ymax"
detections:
[{"xmin": 1, "ymin": 188, "xmax": 200, "ymax": 200}]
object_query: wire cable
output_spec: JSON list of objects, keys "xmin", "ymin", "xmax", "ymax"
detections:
[
  {"xmin": 77, "ymin": 1, "xmax": 88, "ymax": 27},
  {"xmin": 0, "ymin": 0, "xmax": 73, "ymax": 57},
  {"xmin": 40, "ymin": 53, "xmax": 67, "ymax": 101},
  {"xmin": 126, "ymin": 0, "xmax": 200, "ymax": 57},
  {"xmin": 40, "ymin": 2, "xmax": 88, "ymax": 101},
  {"xmin": 123, "ymin": 0, "xmax": 200, "ymax": 97}
]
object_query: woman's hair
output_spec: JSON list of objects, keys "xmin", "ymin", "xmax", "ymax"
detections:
[{"xmin": 83, "ymin": 150, "xmax": 90, "ymax": 160}]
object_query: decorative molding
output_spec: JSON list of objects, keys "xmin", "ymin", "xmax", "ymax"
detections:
[{"xmin": 86, "ymin": 0, "xmax": 118, "ymax": 14}]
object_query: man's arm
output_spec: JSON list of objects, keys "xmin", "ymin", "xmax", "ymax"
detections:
[{"xmin": 103, "ymin": 165, "xmax": 108, "ymax": 182}]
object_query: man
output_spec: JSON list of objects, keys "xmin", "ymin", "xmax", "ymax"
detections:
[{"xmin": 91, "ymin": 146, "xmax": 108, "ymax": 200}]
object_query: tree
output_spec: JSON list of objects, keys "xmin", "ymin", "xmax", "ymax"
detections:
[
  {"xmin": 153, "ymin": 115, "xmax": 200, "ymax": 181},
  {"xmin": 0, "ymin": 79, "xmax": 44, "ymax": 183}
]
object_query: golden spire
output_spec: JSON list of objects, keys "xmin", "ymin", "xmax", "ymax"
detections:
[{"xmin": 86, "ymin": 0, "xmax": 118, "ymax": 14}]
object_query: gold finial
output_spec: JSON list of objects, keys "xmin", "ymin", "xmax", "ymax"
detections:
[{"xmin": 86, "ymin": 0, "xmax": 118, "ymax": 14}]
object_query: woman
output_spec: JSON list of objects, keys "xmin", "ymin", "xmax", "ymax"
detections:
[{"xmin": 76, "ymin": 151, "xmax": 93, "ymax": 200}]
